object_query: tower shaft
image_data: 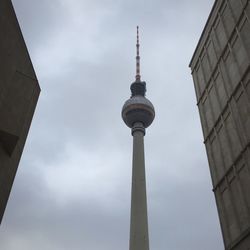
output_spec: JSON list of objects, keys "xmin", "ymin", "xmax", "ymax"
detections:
[
  {"xmin": 122, "ymin": 27, "xmax": 154, "ymax": 250},
  {"xmin": 129, "ymin": 122, "xmax": 149, "ymax": 250}
]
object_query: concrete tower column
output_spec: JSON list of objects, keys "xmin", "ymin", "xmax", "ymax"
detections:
[
  {"xmin": 130, "ymin": 122, "xmax": 149, "ymax": 250},
  {"xmin": 122, "ymin": 26, "xmax": 154, "ymax": 250}
]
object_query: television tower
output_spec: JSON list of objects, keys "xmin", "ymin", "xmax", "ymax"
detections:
[{"xmin": 122, "ymin": 26, "xmax": 155, "ymax": 250}]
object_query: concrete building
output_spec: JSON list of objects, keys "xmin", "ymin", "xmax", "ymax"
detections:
[
  {"xmin": 0, "ymin": 0, "xmax": 40, "ymax": 223},
  {"xmin": 122, "ymin": 27, "xmax": 155, "ymax": 250},
  {"xmin": 190, "ymin": 0, "xmax": 250, "ymax": 249}
]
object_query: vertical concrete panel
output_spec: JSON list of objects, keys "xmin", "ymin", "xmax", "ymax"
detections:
[
  {"xmin": 228, "ymin": 0, "xmax": 243, "ymax": 20},
  {"xmin": 201, "ymin": 52, "xmax": 212, "ymax": 83},
  {"xmin": 203, "ymin": 94, "xmax": 214, "ymax": 133},
  {"xmin": 239, "ymin": 16, "xmax": 250, "ymax": 54},
  {"xmin": 207, "ymin": 39, "xmax": 217, "ymax": 70},
  {"xmin": 192, "ymin": 71, "xmax": 201, "ymax": 101},
  {"xmin": 216, "ymin": 187, "xmax": 231, "ymax": 246},
  {"xmin": 218, "ymin": 121, "xmax": 233, "ymax": 168},
  {"xmin": 205, "ymin": 140, "xmax": 218, "ymax": 184},
  {"xmin": 221, "ymin": 3, "xmax": 235, "ymax": 36},
  {"xmin": 210, "ymin": 82, "xmax": 221, "ymax": 121},
  {"xmin": 215, "ymin": 17, "xmax": 228, "ymax": 50},
  {"xmin": 246, "ymin": 2, "xmax": 250, "ymax": 19},
  {"xmin": 245, "ymin": 71, "xmax": 250, "ymax": 95},
  {"xmin": 219, "ymin": 60, "xmax": 234, "ymax": 95},
  {"xmin": 215, "ymin": 70, "xmax": 228, "ymax": 109},
  {"xmin": 222, "ymin": 187, "xmax": 240, "ymax": 242},
  {"xmin": 223, "ymin": 47, "xmax": 241, "ymax": 90},
  {"xmin": 198, "ymin": 103, "xmax": 208, "ymax": 138},
  {"xmin": 230, "ymin": 176, "xmax": 248, "ymax": 231},
  {"xmin": 230, "ymin": 97, "xmax": 249, "ymax": 147},
  {"xmin": 232, "ymin": 34, "xmax": 248, "ymax": 75},
  {"xmin": 235, "ymin": 86, "xmax": 250, "ymax": 142},
  {"xmin": 237, "ymin": 159, "xmax": 250, "ymax": 211},
  {"xmin": 196, "ymin": 63, "xmax": 206, "ymax": 95},
  {"xmin": 211, "ymin": 23, "xmax": 223, "ymax": 58},
  {"xmin": 211, "ymin": 134, "xmax": 225, "ymax": 181},
  {"xmin": 226, "ymin": 113, "xmax": 242, "ymax": 160}
]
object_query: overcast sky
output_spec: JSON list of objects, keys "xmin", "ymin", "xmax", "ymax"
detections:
[{"xmin": 0, "ymin": 0, "xmax": 224, "ymax": 250}]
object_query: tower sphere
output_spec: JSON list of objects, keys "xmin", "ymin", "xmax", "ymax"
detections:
[{"xmin": 122, "ymin": 95, "xmax": 155, "ymax": 128}]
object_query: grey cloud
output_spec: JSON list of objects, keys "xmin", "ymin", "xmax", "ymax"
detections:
[{"xmin": 0, "ymin": 1, "xmax": 224, "ymax": 250}]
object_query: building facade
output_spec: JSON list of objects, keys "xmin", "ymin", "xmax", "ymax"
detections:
[
  {"xmin": 190, "ymin": 0, "xmax": 250, "ymax": 249},
  {"xmin": 0, "ymin": 0, "xmax": 40, "ymax": 223}
]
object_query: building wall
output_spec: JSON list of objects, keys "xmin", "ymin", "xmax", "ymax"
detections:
[
  {"xmin": 0, "ymin": 0, "xmax": 40, "ymax": 223},
  {"xmin": 190, "ymin": 0, "xmax": 250, "ymax": 249}
]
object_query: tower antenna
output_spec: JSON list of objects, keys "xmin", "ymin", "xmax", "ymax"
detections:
[{"xmin": 136, "ymin": 26, "xmax": 141, "ymax": 82}]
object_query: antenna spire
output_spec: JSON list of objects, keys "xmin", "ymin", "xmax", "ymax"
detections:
[{"xmin": 136, "ymin": 26, "xmax": 141, "ymax": 82}]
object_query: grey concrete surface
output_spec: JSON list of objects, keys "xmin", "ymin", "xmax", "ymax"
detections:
[
  {"xmin": 190, "ymin": 0, "xmax": 250, "ymax": 249},
  {"xmin": 129, "ymin": 122, "xmax": 149, "ymax": 250},
  {"xmin": 0, "ymin": 0, "xmax": 40, "ymax": 223}
]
